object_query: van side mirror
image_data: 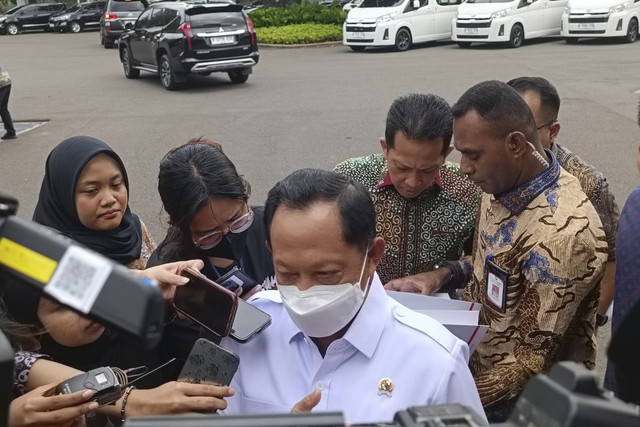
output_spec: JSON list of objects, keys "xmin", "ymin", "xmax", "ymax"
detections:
[
  {"xmin": 413, "ymin": 0, "xmax": 420, "ymax": 7},
  {"xmin": 125, "ymin": 22, "xmax": 133, "ymax": 30}
]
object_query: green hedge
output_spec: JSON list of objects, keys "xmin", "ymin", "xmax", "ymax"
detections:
[
  {"xmin": 0, "ymin": 0, "xmax": 15, "ymax": 14},
  {"xmin": 256, "ymin": 23, "xmax": 343, "ymax": 44},
  {"xmin": 249, "ymin": 2, "xmax": 347, "ymax": 28}
]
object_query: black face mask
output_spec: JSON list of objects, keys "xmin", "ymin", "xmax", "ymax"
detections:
[{"xmin": 197, "ymin": 230, "xmax": 248, "ymax": 261}]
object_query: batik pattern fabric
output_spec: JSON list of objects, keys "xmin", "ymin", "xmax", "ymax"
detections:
[
  {"xmin": 335, "ymin": 154, "xmax": 481, "ymax": 284},
  {"xmin": 553, "ymin": 143, "xmax": 619, "ymax": 260},
  {"xmin": 128, "ymin": 220, "xmax": 156, "ymax": 270},
  {"xmin": 13, "ymin": 351, "xmax": 50, "ymax": 398},
  {"xmin": 462, "ymin": 151, "xmax": 608, "ymax": 420}
]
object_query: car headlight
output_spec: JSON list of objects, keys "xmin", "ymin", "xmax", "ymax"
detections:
[
  {"xmin": 0, "ymin": 16, "xmax": 7, "ymax": 22},
  {"xmin": 609, "ymin": 3, "xmax": 626, "ymax": 12},
  {"xmin": 59, "ymin": 14, "xmax": 71, "ymax": 20},
  {"xmin": 491, "ymin": 8, "xmax": 510, "ymax": 19},
  {"xmin": 376, "ymin": 12, "xmax": 396, "ymax": 23}
]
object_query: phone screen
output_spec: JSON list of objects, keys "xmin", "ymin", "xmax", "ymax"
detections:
[
  {"xmin": 230, "ymin": 298, "xmax": 271, "ymax": 342},
  {"xmin": 173, "ymin": 270, "xmax": 238, "ymax": 337}
]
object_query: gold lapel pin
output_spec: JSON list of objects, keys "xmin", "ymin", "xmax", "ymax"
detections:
[{"xmin": 378, "ymin": 378, "xmax": 394, "ymax": 397}]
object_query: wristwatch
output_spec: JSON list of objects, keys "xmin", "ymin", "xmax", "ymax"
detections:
[{"xmin": 596, "ymin": 313, "xmax": 609, "ymax": 327}]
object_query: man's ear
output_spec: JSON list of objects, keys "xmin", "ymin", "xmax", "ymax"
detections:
[
  {"xmin": 366, "ymin": 237, "xmax": 386, "ymax": 275},
  {"xmin": 507, "ymin": 131, "xmax": 528, "ymax": 158},
  {"xmin": 380, "ymin": 138, "xmax": 389, "ymax": 161},
  {"xmin": 549, "ymin": 122, "xmax": 561, "ymax": 145}
]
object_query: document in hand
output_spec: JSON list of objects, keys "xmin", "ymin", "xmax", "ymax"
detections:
[{"xmin": 386, "ymin": 291, "xmax": 487, "ymax": 355}]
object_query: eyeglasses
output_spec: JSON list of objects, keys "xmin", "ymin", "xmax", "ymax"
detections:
[
  {"xmin": 536, "ymin": 118, "xmax": 557, "ymax": 131},
  {"xmin": 192, "ymin": 204, "xmax": 254, "ymax": 250}
]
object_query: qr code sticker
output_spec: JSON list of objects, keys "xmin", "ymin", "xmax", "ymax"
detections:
[{"xmin": 45, "ymin": 245, "xmax": 112, "ymax": 314}]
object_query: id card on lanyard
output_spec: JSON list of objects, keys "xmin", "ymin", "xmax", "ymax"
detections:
[{"xmin": 485, "ymin": 255, "xmax": 508, "ymax": 312}]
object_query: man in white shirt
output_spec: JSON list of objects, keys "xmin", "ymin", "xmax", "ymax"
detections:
[{"xmin": 222, "ymin": 168, "xmax": 486, "ymax": 424}]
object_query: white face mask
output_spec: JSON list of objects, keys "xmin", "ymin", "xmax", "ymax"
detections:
[{"xmin": 277, "ymin": 251, "xmax": 371, "ymax": 338}]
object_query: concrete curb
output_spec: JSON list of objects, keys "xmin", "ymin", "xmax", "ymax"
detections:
[{"xmin": 258, "ymin": 41, "xmax": 343, "ymax": 48}]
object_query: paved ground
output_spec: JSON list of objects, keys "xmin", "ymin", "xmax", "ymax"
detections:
[{"xmin": 2, "ymin": 30, "xmax": 639, "ymax": 383}]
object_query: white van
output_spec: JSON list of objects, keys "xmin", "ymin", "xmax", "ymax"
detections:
[
  {"xmin": 343, "ymin": 0, "xmax": 463, "ymax": 51},
  {"xmin": 561, "ymin": 0, "xmax": 639, "ymax": 43},
  {"xmin": 452, "ymin": 0, "xmax": 568, "ymax": 48}
]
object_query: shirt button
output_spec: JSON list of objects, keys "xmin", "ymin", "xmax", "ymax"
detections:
[{"xmin": 315, "ymin": 383, "xmax": 325, "ymax": 391}]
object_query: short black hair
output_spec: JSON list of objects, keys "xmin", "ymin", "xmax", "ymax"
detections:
[
  {"xmin": 452, "ymin": 80, "xmax": 538, "ymax": 141},
  {"xmin": 507, "ymin": 76, "xmax": 561, "ymax": 122},
  {"xmin": 385, "ymin": 93, "xmax": 453, "ymax": 155},
  {"xmin": 264, "ymin": 169, "xmax": 375, "ymax": 253}
]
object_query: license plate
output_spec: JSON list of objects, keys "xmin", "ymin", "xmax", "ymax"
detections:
[
  {"xmin": 352, "ymin": 32, "xmax": 366, "ymax": 38},
  {"xmin": 210, "ymin": 36, "xmax": 235, "ymax": 44},
  {"xmin": 577, "ymin": 23, "xmax": 595, "ymax": 30},
  {"xmin": 463, "ymin": 27, "xmax": 478, "ymax": 34}
]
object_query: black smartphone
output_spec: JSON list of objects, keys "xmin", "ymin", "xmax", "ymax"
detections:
[
  {"xmin": 173, "ymin": 268, "xmax": 238, "ymax": 338},
  {"xmin": 178, "ymin": 338, "xmax": 240, "ymax": 386},
  {"xmin": 230, "ymin": 298, "xmax": 272, "ymax": 343},
  {"xmin": 217, "ymin": 268, "xmax": 259, "ymax": 297}
]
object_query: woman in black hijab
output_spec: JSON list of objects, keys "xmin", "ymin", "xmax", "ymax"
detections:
[
  {"xmin": 32, "ymin": 135, "xmax": 154, "ymax": 269},
  {"xmin": 3, "ymin": 136, "xmax": 163, "ymax": 387}
]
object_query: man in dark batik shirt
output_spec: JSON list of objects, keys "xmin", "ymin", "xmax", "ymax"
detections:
[{"xmin": 335, "ymin": 93, "xmax": 481, "ymax": 294}]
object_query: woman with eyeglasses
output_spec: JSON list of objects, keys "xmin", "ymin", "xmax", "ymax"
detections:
[{"xmin": 148, "ymin": 138, "xmax": 275, "ymax": 375}]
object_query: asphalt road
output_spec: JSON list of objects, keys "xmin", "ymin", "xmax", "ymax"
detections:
[{"xmin": 1, "ymin": 30, "xmax": 639, "ymax": 382}]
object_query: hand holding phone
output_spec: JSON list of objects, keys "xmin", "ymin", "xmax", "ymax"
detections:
[{"xmin": 173, "ymin": 268, "xmax": 238, "ymax": 338}]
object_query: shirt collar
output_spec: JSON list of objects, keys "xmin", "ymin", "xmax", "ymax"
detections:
[
  {"xmin": 496, "ymin": 149, "xmax": 560, "ymax": 215},
  {"xmin": 376, "ymin": 169, "xmax": 442, "ymax": 191},
  {"xmin": 286, "ymin": 273, "xmax": 387, "ymax": 359}
]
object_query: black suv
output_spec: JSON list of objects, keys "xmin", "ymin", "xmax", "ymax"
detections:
[
  {"xmin": 0, "ymin": 3, "xmax": 65, "ymax": 35},
  {"xmin": 118, "ymin": 0, "xmax": 258, "ymax": 90},
  {"xmin": 50, "ymin": 1, "xmax": 106, "ymax": 33},
  {"xmin": 100, "ymin": 0, "xmax": 148, "ymax": 48}
]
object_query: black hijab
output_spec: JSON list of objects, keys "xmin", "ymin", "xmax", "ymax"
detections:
[{"xmin": 33, "ymin": 136, "xmax": 142, "ymax": 265}]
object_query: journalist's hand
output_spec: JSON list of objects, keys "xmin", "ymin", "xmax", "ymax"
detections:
[
  {"xmin": 137, "ymin": 259, "xmax": 205, "ymax": 301},
  {"xmin": 9, "ymin": 385, "xmax": 98, "ymax": 427},
  {"xmin": 291, "ymin": 389, "xmax": 322, "ymax": 413},
  {"xmin": 384, "ymin": 269, "xmax": 452, "ymax": 296},
  {"xmin": 124, "ymin": 381, "xmax": 234, "ymax": 416}
]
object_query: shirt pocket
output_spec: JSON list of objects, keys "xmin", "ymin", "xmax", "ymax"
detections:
[{"xmin": 240, "ymin": 393, "xmax": 291, "ymax": 414}]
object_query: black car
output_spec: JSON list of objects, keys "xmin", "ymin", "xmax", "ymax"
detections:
[
  {"xmin": 49, "ymin": 1, "xmax": 106, "ymax": 33},
  {"xmin": 0, "ymin": 3, "xmax": 65, "ymax": 35},
  {"xmin": 118, "ymin": 1, "xmax": 259, "ymax": 90},
  {"xmin": 100, "ymin": 0, "xmax": 148, "ymax": 48}
]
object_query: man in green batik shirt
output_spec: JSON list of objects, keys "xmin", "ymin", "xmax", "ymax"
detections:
[{"xmin": 335, "ymin": 93, "xmax": 481, "ymax": 293}]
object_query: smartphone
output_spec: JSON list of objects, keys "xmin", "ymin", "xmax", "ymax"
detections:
[
  {"xmin": 173, "ymin": 268, "xmax": 238, "ymax": 338},
  {"xmin": 178, "ymin": 338, "xmax": 240, "ymax": 386},
  {"xmin": 218, "ymin": 268, "xmax": 259, "ymax": 297},
  {"xmin": 230, "ymin": 298, "xmax": 272, "ymax": 343}
]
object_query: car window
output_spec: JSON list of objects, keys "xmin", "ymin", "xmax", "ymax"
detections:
[
  {"xmin": 20, "ymin": 6, "xmax": 35, "ymax": 13},
  {"xmin": 66, "ymin": 5, "xmax": 81, "ymax": 13},
  {"xmin": 187, "ymin": 9, "xmax": 245, "ymax": 28},
  {"xmin": 360, "ymin": 0, "xmax": 405, "ymax": 7},
  {"xmin": 148, "ymin": 7, "xmax": 164, "ymax": 26},
  {"xmin": 36, "ymin": 6, "xmax": 51, "ymax": 12},
  {"xmin": 136, "ymin": 8, "xmax": 153, "ymax": 28},
  {"xmin": 110, "ymin": 1, "xmax": 145, "ymax": 12},
  {"xmin": 163, "ymin": 8, "xmax": 179, "ymax": 28}
]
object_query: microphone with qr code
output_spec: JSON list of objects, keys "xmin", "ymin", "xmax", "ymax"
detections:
[{"xmin": 0, "ymin": 193, "xmax": 164, "ymax": 348}]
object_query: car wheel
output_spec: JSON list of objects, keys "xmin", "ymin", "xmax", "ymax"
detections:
[
  {"xmin": 6, "ymin": 24, "xmax": 19, "ymax": 36},
  {"xmin": 122, "ymin": 47, "xmax": 140, "ymax": 79},
  {"xmin": 394, "ymin": 27, "xmax": 411, "ymax": 52},
  {"xmin": 70, "ymin": 21, "xmax": 81, "ymax": 33},
  {"xmin": 160, "ymin": 54, "xmax": 180, "ymax": 90},
  {"xmin": 624, "ymin": 18, "xmax": 638, "ymax": 43},
  {"xmin": 457, "ymin": 42, "xmax": 472, "ymax": 48},
  {"xmin": 508, "ymin": 23, "xmax": 524, "ymax": 48},
  {"xmin": 564, "ymin": 37, "xmax": 578, "ymax": 44},
  {"xmin": 350, "ymin": 45, "xmax": 366, "ymax": 52},
  {"xmin": 228, "ymin": 70, "xmax": 249, "ymax": 84}
]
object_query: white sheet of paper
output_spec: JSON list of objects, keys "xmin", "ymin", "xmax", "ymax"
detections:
[{"xmin": 386, "ymin": 290, "xmax": 481, "ymax": 312}]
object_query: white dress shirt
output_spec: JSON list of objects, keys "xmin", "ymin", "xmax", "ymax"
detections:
[{"xmin": 221, "ymin": 274, "xmax": 487, "ymax": 424}]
